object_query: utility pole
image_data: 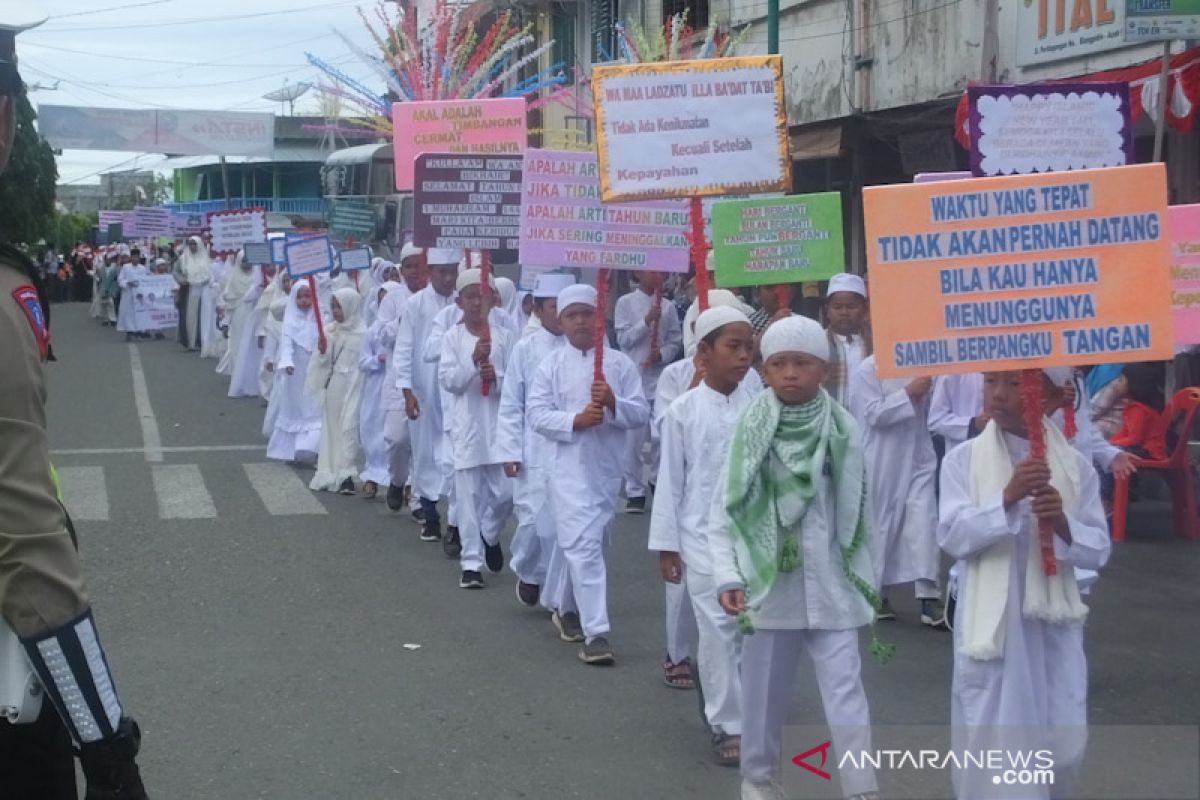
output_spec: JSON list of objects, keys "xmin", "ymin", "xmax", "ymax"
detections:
[{"xmin": 767, "ymin": 0, "xmax": 779, "ymax": 55}]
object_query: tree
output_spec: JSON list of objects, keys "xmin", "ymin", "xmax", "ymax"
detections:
[{"xmin": 0, "ymin": 90, "xmax": 57, "ymax": 245}]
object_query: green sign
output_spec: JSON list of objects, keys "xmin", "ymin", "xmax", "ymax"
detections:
[
  {"xmin": 1125, "ymin": 0, "xmax": 1200, "ymax": 41},
  {"xmin": 711, "ymin": 193, "xmax": 845, "ymax": 288},
  {"xmin": 330, "ymin": 201, "xmax": 376, "ymax": 237}
]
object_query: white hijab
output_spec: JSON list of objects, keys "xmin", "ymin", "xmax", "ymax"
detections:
[
  {"xmin": 330, "ymin": 286, "xmax": 367, "ymax": 337},
  {"xmin": 178, "ymin": 236, "xmax": 212, "ymax": 284},
  {"xmin": 282, "ymin": 282, "xmax": 318, "ymax": 353},
  {"xmin": 223, "ymin": 251, "xmax": 258, "ymax": 305}
]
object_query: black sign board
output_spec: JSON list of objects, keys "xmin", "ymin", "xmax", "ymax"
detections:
[{"xmin": 412, "ymin": 153, "xmax": 522, "ymax": 262}]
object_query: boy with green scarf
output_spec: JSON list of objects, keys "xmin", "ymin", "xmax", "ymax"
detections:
[{"xmin": 709, "ymin": 315, "xmax": 881, "ymax": 800}]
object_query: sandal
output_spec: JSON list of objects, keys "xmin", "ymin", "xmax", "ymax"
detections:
[
  {"xmin": 711, "ymin": 733, "xmax": 740, "ymax": 767},
  {"xmin": 362, "ymin": 481, "xmax": 378, "ymax": 500},
  {"xmin": 662, "ymin": 657, "xmax": 695, "ymax": 690}
]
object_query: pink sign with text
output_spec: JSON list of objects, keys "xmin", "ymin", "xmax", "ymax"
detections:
[{"xmin": 392, "ymin": 98, "xmax": 527, "ymax": 191}]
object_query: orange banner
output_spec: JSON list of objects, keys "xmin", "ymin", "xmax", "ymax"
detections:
[{"xmin": 864, "ymin": 163, "xmax": 1174, "ymax": 379}]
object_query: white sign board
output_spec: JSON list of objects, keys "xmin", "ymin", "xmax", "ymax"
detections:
[
  {"xmin": 285, "ymin": 236, "xmax": 334, "ymax": 278},
  {"xmin": 591, "ymin": 56, "xmax": 791, "ymax": 201},
  {"xmin": 37, "ymin": 105, "xmax": 275, "ymax": 158},
  {"xmin": 1016, "ymin": 0, "xmax": 1130, "ymax": 66},
  {"xmin": 338, "ymin": 247, "xmax": 372, "ymax": 272},
  {"xmin": 208, "ymin": 210, "xmax": 267, "ymax": 255},
  {"xmin": 130, "ymin": 207, "xmax": 173, "ymax": 239},
  {"xmin": 131, "ymin": 274, "xmax": 179, "ymax": 331}
]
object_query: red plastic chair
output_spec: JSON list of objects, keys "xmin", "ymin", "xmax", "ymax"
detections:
[{"xmin": 1112, "ymin": 388, "xmax": 1200, "ymax": 543}]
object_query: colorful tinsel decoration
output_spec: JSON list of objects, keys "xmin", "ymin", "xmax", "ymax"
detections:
[{"xmin": 305, "ymin": 0, "xmax": 568, "ymax": 138}]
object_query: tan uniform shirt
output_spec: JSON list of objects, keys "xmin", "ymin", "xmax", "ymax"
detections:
[{"xmin": 0, "ymin": 252, "xmax": 89, "ymax": 639}]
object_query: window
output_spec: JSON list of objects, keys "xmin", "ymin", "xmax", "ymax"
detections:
[
  {"xmin": 591, "ymin": 0, "xmax": 619, "ymax": 63},
  {"xmin": 551, "ymin": 3, "xmax": 578, "ymax": 84},
  {"xmin": 662, "ymin": 0, "xmax": 708, "ymax": 30}
]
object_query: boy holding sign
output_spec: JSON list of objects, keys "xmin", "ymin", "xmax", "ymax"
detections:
[{"xmin": 937, "ymin": 370, "xmax": 1110, "ymax": 799}]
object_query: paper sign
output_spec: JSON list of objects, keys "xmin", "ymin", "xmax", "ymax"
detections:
[
  {"xmin": 1125, "ymin": 0, "xmax": 1200, "ymax": 41},
  {"xmin": 285, "ymin": 235, "xmax": 334, "ymax": 278},
  {"xmin": 1169, "ymin": 204, "xmax": 1200, "ymax": 346},
  {"xmin": 392, "ymin": 98, "xmax": 527, "ymax": 191},
  {"xmin": 330, "ymin": 201, "xmax": 375, "ymax": 237},
  {"xmin": 242, "ymin": 242, "xmax": 272, "ymax": 265},
  {"xmin": 969, "ymin": 83, "xmax": 1132, "ymax": 177},
  {"xmin": 338, "ymin": 246, "xmax": 372, "ymax": 272},
  {"xmin": 591, "ymin": 56, "xmax": 791, "ymax": 201},
  {"xmin": 863, "ymin": 163, "xmax": 1174, "ymax": 378},
  {"xmin": 171, "ymin": 212, "xmax": 206, "ymax": 237},
  {"xmin": 130, "ymin": 207, "xmax": 172, "ymax": 238},
  {"xmin": 711, "ymin": 193, "xmax": 845, "ymax": 287},
  {"xmin": 270, "ymin": 238, "xmax": 287, "ymax": 265},
  {"xmin": 413, "ymin": 153, "xmax": 521, "ymax": 260},
  {"xmin": 209, "ymin": 209, "xmax": 267, "ymax": 254},
  {"xmin": 131, "ymin": 274, "xmax": 179, "ymax": 331},
  {"xmin": 519, "ymin": 149, "xmax": 689, "ymax": 272}
]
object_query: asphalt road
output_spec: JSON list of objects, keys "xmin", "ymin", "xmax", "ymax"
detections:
[{"xmin": 40, "ymin": 303, "xmax": 1200, "ymax": 800}]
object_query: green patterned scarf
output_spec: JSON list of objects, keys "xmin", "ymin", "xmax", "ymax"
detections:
[{"xmin": 725, "ymin": 388, "xmax": 891, "ymax": 660}]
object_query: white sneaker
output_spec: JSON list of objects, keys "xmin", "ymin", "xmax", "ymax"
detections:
[{"xmin": 740, "ymin": 778, "xmax": 787, "ymax": 800}]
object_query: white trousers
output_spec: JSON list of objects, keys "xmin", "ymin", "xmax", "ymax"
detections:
[
  {"xmin": 454, "ymin": 465, "xmax": 513, "ymax": 572},
  {"xmin": 558, "ymin": 520, "xmax": 608, "ymax": 639},
  {"xmin": 665, "ymin": 579, "xmax": 695, "ymax": 664},
  {"xmin": 509, "ymin": 472, "xmax": 554, "ymax": 585},
  {"xmin": 407, "ymin": 391, "xmax": 445, "ymax": 501},
  {"xmin": 740, "ymin": 628, "xmax": 877, "ymax": 797},
  {"xmin": 621, "ymin": 416, "xmax": 657, "ymax": 498},
  {"xmin": 687, "ymin": 571, "xmax": 743, "ymax": 735},
  {"xmin": 383, "ymin": 409, "xmax": 412, "ymax": 489},
  {"xmin": 540, "ymin": 543, "xmax": 577, "ymax": 615}
]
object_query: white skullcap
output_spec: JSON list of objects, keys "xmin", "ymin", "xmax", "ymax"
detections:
[
  {"xmin": 426, "ymin": 247, "xmax": 463, "ymax": 266},
  {"xmin": 827, "ymin": 272, "xmax": 866, "ymax": 298},
  {"xmin": 1042, "ymin": 367, "xmax": 1074, "ymax": 386},
  {"xmin": 455, "ymin": 268, "xmax": 495, "ymax": 292},
  {"xmin": 694, "ymin": 306, "xmax": 751, "ymax": 344},
  {"xmin": 705, "ymin": 288, "xmax": 753, "ymax": 315},
  {"xmin": 399, "ymin": 242, "xmax": 422, "ymax": 261},
  {"xmin": 761, "ymin": 315, "xmax": 829, "ymax": 362},
  {"xmin": 557, "ymin": 283, "xmax": 597, "ymax": 313},
  {"xmin": 534, "ymin": 272, "xmax": 574, "ymax": 299}
]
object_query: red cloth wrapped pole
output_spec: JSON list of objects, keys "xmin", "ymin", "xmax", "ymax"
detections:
[
  {"xmin": 307, "ymin": 274, "xmax": 327, "ymax": 353},
  {"xmin": 479, "ymin": 250, "xmax": 493, "ymax": 397},
  {"xmin": 594, "ymin": 269, "xmax": 610, "ymax": 382},
  {"xmin": 688, "ymin": 196, "xmax": 711, "ymax": 313},
  {"xmin": 774, "ymin": 284, "xmax": 790, "ymax": 316},
  {"xmin": 1021, "ymin": 369, "xmax": 1057, "ymax": 577}
]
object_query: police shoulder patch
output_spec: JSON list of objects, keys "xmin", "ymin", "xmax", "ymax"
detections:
[{"xmin": 12, "ymin": 284, "xmax": 49, "ymax": 360}]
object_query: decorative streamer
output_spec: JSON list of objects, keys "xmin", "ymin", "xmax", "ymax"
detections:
[
  {"xmin": 594, "ymin": 269, "xmax": 610, "ymax": 383},
  {"xmin": 308, "ymin": 275, "xmax": 327, "ymax": 355},
  {"xmin": 687, "ymin": 196, "xmax": 712, "ymax": 313},
  {"xmin": 479, "ymin": 250, "xmax": 493, "ymax": 397}
]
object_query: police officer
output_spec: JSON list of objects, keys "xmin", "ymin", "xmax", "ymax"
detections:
[{"xmin": 0, "ymin": 20, "xmax": 148, "ymax": 800}]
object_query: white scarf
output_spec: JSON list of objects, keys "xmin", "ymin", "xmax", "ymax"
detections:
[
  {"xmin": 281, "ymin": 286, "xmax": 318, "ymax": 354},
  {"xmin": 962, "ymin": 419, "xmax": 1089, "ymax": 660}
]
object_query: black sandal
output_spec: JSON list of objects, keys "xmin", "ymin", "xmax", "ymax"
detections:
[
  {"xmin": 711, "ymin": 733, "xmax": 740, "ymax": 766},
  {"xmin": 662, "ymin": 657, "xmax": 695, "ymax": 690}
]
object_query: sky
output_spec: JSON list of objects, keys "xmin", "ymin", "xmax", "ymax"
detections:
[{"xmin": 12, "ymin": 0, "xmax": 388, "ymax": 184}]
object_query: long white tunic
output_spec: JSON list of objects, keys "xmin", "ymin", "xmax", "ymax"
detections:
[
  {"xmin": 227, "ymin": 280, "xmax": 266, "ymax": 398},
  {"xmin": 527, "ymin": 345, "xmax": 649, "ymax": 547},
  {"xmin": 266, "ymin": 311, "xmax": 322, "ymax": 462},
  {"xmin": 614, "ymin": 288, "xmax": 683, "ymax": 400},
  {"xmin": 850, "ymin": 355, "xmax": 940, "ymax": 589},
  {"xmin": 357, "ymin": 325, "xmax": 391, "ymax": 486},
  {"xmin": 307, "ymin": 326, "xmax": 366, "ymax": 490},
  {"xmin": 115, "ymin": 264, "xmax": 147, "ymax": 332},
  {"xmin": 937, "ymin": 433, "xmax": 1110, "ymax": 799},
  {"xmin": 495, "ymin": 326, "xmax": 564, "ymax": 477},
  {"xmin": 929, "ymin": 373, "xmax": 984, "ymax": 452},
  {"xmin": 649, "ymin": 381, "xmax": 760, "ymax": 574},
  {"xmin": 392, "ymin": 286, "xmax": 456, "ymax": 498},
  {"xmin": 199, "ymin": 257, "xmax": 226, "ymax": 360},
  {"xmin": 652, "ymin": 358, "xmax": 763, "ymax": 440},
  {"xmin": 438, "ymin": 323, "xmax": 515, "ymax": 469}
]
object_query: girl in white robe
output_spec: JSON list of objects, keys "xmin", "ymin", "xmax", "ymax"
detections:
[
  {"xmin": 308, "ymin": 288, "xmax": 367, "ymax": 493},
  {"xmin": 937, "ymin": 370, "xmax": 1110, "ymax": 800},
  {"xmin": 358, "ymin": 283, "xmax": 399, "ymax": 498},
  {"xmin": 257, "ymin": 272, "xmax": 289, "ymax": 403},
  {"xmin": 228, "ymin": 264, "xmax": 271, "ymax": 398},
  {"xmin": 266, "ymin": 281, "xmax": 323, "ymax": 464},
  {"xmin": 200, "ymin": 252, "xmax": 227, "ymax": 360},
  {"xmin": 217, "ymin": 251, "xmax": 258, "ymax": 377},
  {"xmin": 850, "ymin": 354, "xmax": 945, "ymax": 627},
  {"xmin": 115, "ymin": 259, "xmax": 147, "ymax": 338},
  {"xmin": 260, "ymin": 276, "xmax": 291, "ymax": 437}
]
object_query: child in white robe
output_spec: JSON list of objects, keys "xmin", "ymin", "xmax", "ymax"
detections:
[
  {"xmin": 937, "ymin": 370, "xmax": 1110, "ymax": 800},
  {"xmin": 358, "ymin": 282, "xmax": 401, "ymax": 499},
  {"xmin": 822, "ymin": 272, "xmax": 869, "ymax": 409},
  {"xmin": 200, "ymin": 251, "xmax": 226, "ymax": 360},
  {"xmin": 217, "ymin": 251, "xmax": 257, "ymax": 378},
  {"xmin": 650, "ymin": 306, "xmax": 761, "ymax": 766},
  {"xmin": 308, "ymin": 287, "xmax": 367, "ymax": 493},
  {"xmin": 851, "ymin": 354, "xmax": 946, "ymax": 627},
  {"xmin": 266, "ymin": 281, "xmax": 323, "ymax": 465},
  {"xmin": 613, "ymin": 270, "xmax": 683, "ymax": 512},
  {"xmin": 495, "ymin": 272, "xmax": 575, "ymax": 608},
  {"xmin": 227, "ymin": 261, "xmax": 269, "ymax": 397},
  {"xmin": 438, "ymin": 269, "xmax": 516, "ymax": 589},
  {"xmin": 708, "ymin": 315, "xmax": 881, "ymax": 800},
  {"xmin": 115, "ymin": 256, "xmax": 147, "ymax": 340},
  {"xmin": 527, "ymin": 283, "xmax": 649, "ymax": 666}
]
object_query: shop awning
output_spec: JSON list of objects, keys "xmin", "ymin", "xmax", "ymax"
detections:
[
  {"xmin": 789, "ymin": 121, "xmax": 844, "ymax": 160},
  {"xmin": 953, "ymin": 47, "xmax": 1200, "ymax": 148}
]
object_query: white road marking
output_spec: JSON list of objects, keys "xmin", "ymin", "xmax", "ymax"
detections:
[
  {"xmin": 55, "ymin": 466, "xmax": 109, "ymax": 522},
  {"xmin": 151, "ymin": 464, "xmax": 217, "ymax": 519},
  {"xmin": 51, "ymin": 445, "xmax": 265, "ymax": 456},
  {"xmin": 243, "ymin": 463, "xmax": 327, "ymax": 516},
  {"xmin": 128, "ymin": 344, "xmax": 163, "ymax": 463}
]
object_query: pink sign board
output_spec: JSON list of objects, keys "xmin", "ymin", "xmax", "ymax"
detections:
[
  {"xmin": 518, "ymin": 149, "xmax": 689, "ymax": 272},
  {"xmin": 392, "ymin": 98, "xmax": 527, "ymax": 192},
  {"xmin": 1169, "ymin": 204, "xmax": 1200, "ymax": 346}
]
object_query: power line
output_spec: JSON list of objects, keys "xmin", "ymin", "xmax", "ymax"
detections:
[
  {"xmin": 29, "ymin": 1, "xmax": 361, "ymax": 33},
  {"xmin": 48, "ymin": 0, "xmax": 182, "ymax": 19},
  {"xmin": 18, "ymin": 36, "xmax": 339, "ymax": 68}
]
